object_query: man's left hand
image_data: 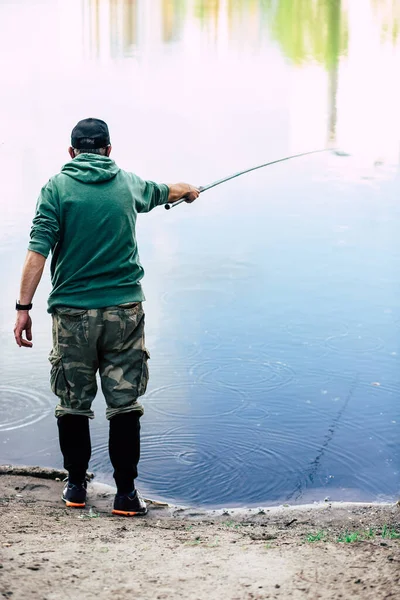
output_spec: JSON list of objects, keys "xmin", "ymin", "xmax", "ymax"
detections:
[{"xmin": 14, "ymin": 312, "xmax": 33, "ymax": 348}]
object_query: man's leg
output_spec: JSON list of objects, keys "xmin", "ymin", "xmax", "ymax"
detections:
[
  {"xmin": 109, "ymin": 411, "xmax": 140, "ymax": 494},
  {"xmin": 57, "ymin": 414, "xmax": 91, "ymax": 485},
  {"xmin": 50, "ymin": 308, "xmax": 99, "ymax": 505},
  {"xmin": 99, "ymin": 303, "xmax": 148, "ymax": 515}
]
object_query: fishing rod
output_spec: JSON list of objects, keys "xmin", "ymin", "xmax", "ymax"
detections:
[{"xmin": 165, "ymin": 148, "xmax": 337, "ymax": 210}]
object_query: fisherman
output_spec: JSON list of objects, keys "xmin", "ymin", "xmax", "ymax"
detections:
[{"xmin": 13, "ymin": 118, "xmax": 199, "ymax": 516}]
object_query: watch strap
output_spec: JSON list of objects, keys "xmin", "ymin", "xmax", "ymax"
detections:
[{"xmin": 16, "ymin": 301, "xmax": 33, "ymax": 311}]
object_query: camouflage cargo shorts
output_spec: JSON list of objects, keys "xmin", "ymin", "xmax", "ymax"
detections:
[{"xmin": 49, "ymin": 302, "xmax": 149, "ymax": 420}]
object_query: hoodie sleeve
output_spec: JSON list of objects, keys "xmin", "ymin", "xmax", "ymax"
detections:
[
  {"xmin": 134, "ymin": 176, "xmax": 170, "ymax": 213},
  {"xmin": 28, "ymin": 180, "xmax": 60, "ymax": 258}
]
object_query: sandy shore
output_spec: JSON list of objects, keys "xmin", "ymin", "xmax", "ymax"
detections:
[{"xmin": 0, "ymin": 466, "xmax": 399, "ymax": 600}]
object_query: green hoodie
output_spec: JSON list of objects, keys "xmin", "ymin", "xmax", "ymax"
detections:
[{"xmin": 28, "ymin": 154, "xmax": 169, "ymax": 312}]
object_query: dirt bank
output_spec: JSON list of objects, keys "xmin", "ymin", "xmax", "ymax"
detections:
[{"xmin": 0, "ymin": 467, "xmax": 399, "ymax": 600}]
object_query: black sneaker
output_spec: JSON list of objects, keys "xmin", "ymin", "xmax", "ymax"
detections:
[
  {"xmin": 62, "ymin": 481, "xmax": 87, "ymax": 508},
  {"xmin": 112, "ymin": 489, "xmax": 147, "ymax": 516}
]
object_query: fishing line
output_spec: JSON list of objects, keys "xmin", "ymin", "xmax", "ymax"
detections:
[{"xmin": 286, "ymin": 375, "xmax": 359, "ymax": 502}]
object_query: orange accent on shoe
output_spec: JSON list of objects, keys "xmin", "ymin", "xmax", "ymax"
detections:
[
  {"xmin": 112, "ymin": 509, "xmax": 139, "ymax": 517},
  {"xmin": 65, "ymin": 501, "xmax": 86, "ymax": 508}
]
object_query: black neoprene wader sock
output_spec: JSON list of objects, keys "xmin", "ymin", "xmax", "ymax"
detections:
[
  {"xmin": 57, "ymin": 414, "xmax": 91, "ymax": 485},
  {"xmin": 109, "ymin": 411, "xmax": 141, "ymax": 495}
]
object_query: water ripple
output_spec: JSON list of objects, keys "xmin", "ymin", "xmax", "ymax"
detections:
[
  {"xmin": 189, "ymin": 357, "xmax": 295, "ymax": 392},
  {"xmin": 325, "ymin": 332, "xmax": 384, "ymax": 353},
  {"xmin": 144, "ymin": 383, "xmax": 248, "ymax": 419},
  {"xmin": 137, "ymin": 425, "xmax": 307, "ymax": 504},
  {"xmin": 89, "ymin": 403, "xmax": 397, "ymax": 505},
  {"xmin": 0, "ymin": 386, "xmax": 53, "ymax": 431}
]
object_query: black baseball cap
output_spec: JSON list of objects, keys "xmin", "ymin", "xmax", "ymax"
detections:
[{"xmin": 71, "ymin": 118, "xmax": 110, "ymax": 149}]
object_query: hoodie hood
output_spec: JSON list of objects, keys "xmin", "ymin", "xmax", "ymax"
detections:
[{"xmin": 61, "ymin": 154, "xmax": 120, "ymax": 183}]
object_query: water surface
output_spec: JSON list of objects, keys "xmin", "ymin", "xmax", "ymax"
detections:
[{"xmin": 1, "ymin": 0, "xmax": 399, "ymax": 507}]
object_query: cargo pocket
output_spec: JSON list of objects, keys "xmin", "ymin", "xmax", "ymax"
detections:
[
  {"xmin": 138, "ymin": 349, "xmax": 150, "ymax": 397},
  {"xmin": 49, "ymin": 350, "xmax": 70, "ymax": 404}
]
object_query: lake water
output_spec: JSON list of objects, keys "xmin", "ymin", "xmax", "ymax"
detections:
[{"xmin": 1, "ymin": 0, "xmax": 400, "ymax": 507}]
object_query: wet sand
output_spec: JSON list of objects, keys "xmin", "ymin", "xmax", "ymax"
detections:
[{"xmin": 0, "ymin": 466, "xmax": 399, "ymax": 600}]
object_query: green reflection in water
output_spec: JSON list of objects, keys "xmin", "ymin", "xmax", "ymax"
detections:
[
  {"xmin": 192, "ymin": 0, "xmax": 349, "ymax": 65},
  {"xmin": 162, "ymin": 0, "xmax": 187, "ymax": 43},
  {"xmin": 262, "ymin": 0, "xmax": 348, "ymax": 68},
  {"xmin": 84, "ymin": 0, "xmax": 400, "ymax": 59},
  {"xmin": 194, "ymin": 0, "xmax": 219, "ymax": 23}
]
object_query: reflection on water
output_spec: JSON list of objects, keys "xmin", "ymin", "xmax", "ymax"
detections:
[
  {"xmin": 0, "ymin": 0, "xmax": 400, "ymax": 507},
  {"xmin": 373, "ymin": 0, "xmax": 400, "ymax": 43},
  {"xmin": 83, "ymin": 0, "xmax": 138, "ymax": 59},
  {"xmin": 82, "ymin": 0, "xmax": 348, "ymax": 61},
  {"xmin": 264, "ymin": 0, "xmax": 348, "ymax": 66}
]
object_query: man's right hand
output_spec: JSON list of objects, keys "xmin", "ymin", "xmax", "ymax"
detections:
[
  {"xmin": 167, "ymin": 183, "xmax": 200, "ymax": 204},
  {"xmin": 14, "ymin": 311, "xmax": 33, "ymax": 348},
  {"xmin": 184, "ymin": 185, "xmax": 200, "ymax": 203}
]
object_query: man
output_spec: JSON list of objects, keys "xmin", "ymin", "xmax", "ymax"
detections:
[{"xmin": 13, "ymin": 118, "xmax": 199, "ymax": 516}]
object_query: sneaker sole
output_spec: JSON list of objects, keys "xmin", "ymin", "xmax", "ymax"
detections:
[
  {"xmin": 62, "ymin": 497, "xmax": 86, "ymax": 508},
  {"xmin": 112, "ymin": 509, "xmax": 147, "ymax": 517}
]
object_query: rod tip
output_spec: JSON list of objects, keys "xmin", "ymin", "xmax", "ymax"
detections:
[
  {"xmin": 332, "ymin": 149, "xmax": 351, "ymax": 157},
  {"xmin": 165, "ymin": 204, "xmax": 171, "ymax": 210}
]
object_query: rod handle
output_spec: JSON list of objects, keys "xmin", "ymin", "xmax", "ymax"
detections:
[
  {"xmin": 165, "ymin": 198, "xmax": 184, "ymax": 210},
  {"xmin": 165, "ymin": 186, "xmax": 203, "ymax": 210}
]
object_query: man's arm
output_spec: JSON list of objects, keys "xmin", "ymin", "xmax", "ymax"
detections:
[
  {"xmin": 14, "ymin": 250, "xmax": 46, "ymax": 348},
  {"xmin": 167, "ymin": 183, "xmax": 199, "ymax": 204},
  {"xmin": 135, "ymin": 178, "xmax": 199, "ymax": 213}
]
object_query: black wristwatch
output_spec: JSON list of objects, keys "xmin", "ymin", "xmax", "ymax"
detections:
[{"xmin": 15, "ymin": 301, "xmax": 33, "ymax": 311}]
